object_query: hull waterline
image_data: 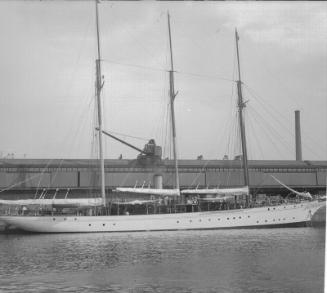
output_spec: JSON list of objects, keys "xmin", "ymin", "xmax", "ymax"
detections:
[{"xmin": 0, "ymin": 201, "xmax": 324, "ymax": 233}]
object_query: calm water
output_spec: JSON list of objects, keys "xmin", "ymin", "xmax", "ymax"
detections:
[{"xmin": 0, "ymin": 228, "xmax": 325, "ymax": 293}]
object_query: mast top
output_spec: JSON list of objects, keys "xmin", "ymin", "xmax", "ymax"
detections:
[
  {"xmin": 235, "ymin": 28, "xmax": 242, "ymax": 83},
  {"xmin": 167, "ymin": 11, "xmax": 175, "ymax": 73},
  {"xmin": 95, "ymin": 0, "xmax": 102, "ymax": 61}
]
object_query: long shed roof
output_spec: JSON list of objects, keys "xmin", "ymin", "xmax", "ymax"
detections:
[{"xmin": 0, "ymin": 159, "xmax": 326, "ymax": 169}]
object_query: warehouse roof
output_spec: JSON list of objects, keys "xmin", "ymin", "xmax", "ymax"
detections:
[{"xmin": 0, "ymin": 159, "xmax": 326, "ymax": 170}]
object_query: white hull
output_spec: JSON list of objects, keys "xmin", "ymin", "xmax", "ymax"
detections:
[{"xmin": 0, "ymin": 200, "xmax": 324, "ymax": 233}]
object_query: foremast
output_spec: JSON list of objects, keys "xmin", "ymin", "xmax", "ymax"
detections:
[
  {"xmin": 235, "ymin": 29, "xmax": 250, "ymax": 206},
  {"xmin": 167, "ymin": 12, "xmax": 180, "ymax": 195},
  {"xmin": 95, "ymin": 0, "xmax": 106, "ymax": 207}
]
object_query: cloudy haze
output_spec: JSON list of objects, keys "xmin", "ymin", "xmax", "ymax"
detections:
[{"xmin": 0, "ymin": 1, "xmax": 326, "ymax": 161}]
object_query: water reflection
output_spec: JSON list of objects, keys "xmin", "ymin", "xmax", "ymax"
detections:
[{"xmin": 0, "ymin": 228, "xmax": 325, "ymax": 293}]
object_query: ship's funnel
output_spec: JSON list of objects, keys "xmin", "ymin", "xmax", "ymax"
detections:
[
  {"xmin": 295, "ymin": 110, "xmax": 302, "ymax": 161},
  {"xmin": 153, "ymin": 174, "xmax": 163, "ymax": 189}
]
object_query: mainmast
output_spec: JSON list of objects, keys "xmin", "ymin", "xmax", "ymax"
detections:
[
  {"xmin": 95, "ymin": 0, "xmax": 106, "ymax": 207},
  {"xmin": 235, "ymin": 28, "xmax": 249, "ymax": 205},
  {"xmin": 167, "ymin": 12, "xmax": 180, "ymax": 194}
]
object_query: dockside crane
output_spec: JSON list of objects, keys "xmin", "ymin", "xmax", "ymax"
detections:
[{"xmin": 95, "ymin": 128, "xmax": 162, "ymax": 164}]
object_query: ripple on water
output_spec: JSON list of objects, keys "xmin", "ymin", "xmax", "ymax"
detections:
[{"xmin": 0, "ymin": 228, "xmax": 325, "ymax": 293}]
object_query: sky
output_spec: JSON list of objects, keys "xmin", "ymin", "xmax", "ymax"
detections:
[{"xmin": 0, "ymin": 1, "xmax": 326, "ymax": 161}]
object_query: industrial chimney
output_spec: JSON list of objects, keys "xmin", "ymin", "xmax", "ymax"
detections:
[{"xmin": 295, "ymin": 110, "xmax": 302, "ymax": 161}]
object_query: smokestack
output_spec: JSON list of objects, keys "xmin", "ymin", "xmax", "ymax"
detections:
[
  {"xmin": 153, "ymin": 174, "xmax": 163, "ymax": 189},
  {"xmin": 295, "ymin": 110, "xmax": 302, "ymax": 161}
]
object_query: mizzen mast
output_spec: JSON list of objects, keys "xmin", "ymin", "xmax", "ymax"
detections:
[
  {"xmin": 167, "ymin": 12, "xmax": 180, "ymax": 194},
  {"xmin": 235, "ymin": 29, "xmax": 249, "ymax": 205},
  {"xmin": 95, "ymin": 0, "xmax": 106, "ymax": 207}
]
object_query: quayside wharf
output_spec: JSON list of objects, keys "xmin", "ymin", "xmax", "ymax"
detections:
[{"xmin": 0, "ymin": 158, "xmax": 326, "ymax": 199}]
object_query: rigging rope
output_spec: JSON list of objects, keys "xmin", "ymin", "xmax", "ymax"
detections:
[
  {"xmin": 247, "ymin": 104, "xmax": 294, "ymax": 159},
  {"xmin": 175, "ymin": 71, "xmax": 234, "ymax": 83},
  {"xmin": 103, "ymin": 59, "xmax": 166, "ymax": 73},
  {"xmin": 0, "ymin": 169, "xmax": 48, "ymax": 194},
  {"xmin": 104, "ymin": 130, "xmax": 149, "ymax": 142},
  {"xmin": 244, "ymin": 84, "xmax": 324, "ymax": 159},
  {"xmin": 245, "ymin": 108, "xmax": 265, "ymax": 160}
]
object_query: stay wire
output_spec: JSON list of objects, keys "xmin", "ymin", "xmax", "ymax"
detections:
[
  {"xmin": 102, "ymin": 60, "xmax": 234, "ymax": 83},
  {"xmin": 247, "ymin": 104, "xmax": 294, "ymax": 159},
  {"xmin": 244, "ymin": 84, "xmax": 324, "ymax": 159}
]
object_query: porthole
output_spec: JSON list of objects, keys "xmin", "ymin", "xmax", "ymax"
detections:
[
  {"xmin": 248, "ymin": 215, "xmax": 250, "ymax": 218},
  {"xmin": 218, "ymin": 218, "xmax": 220, "ymax": 221},
  {"xmin": 283, "ymin": 218, "xmax": 286, "ymax": 220},
  {"xmin": 189, "ymin": 220, "xmax": 192, "ymax": 223},
  {"xmin": 89, "ymin": 224, "xmax": 91, "ymax": 226},
  {"xmin": 278, "ymin": 219, "xmax": 281, "ymax": 221},
  {"xmin": 113, "ymin": 223, "xmax": 116, "ymax": 226},
  {"xmin": 294, "ymin": 205, "xmax": 296, "ymax": 208},
  {"xmin": 64, "ymin": 218, "xmax": 67, "ymax": 221},
  {"xmin": 273, "ymin": 219, "xmax": 275, "ymax": 222},
  {"xmin": 208, "ymin": 219, "xmax": 211, "ymax": 221},
  {"xmin": 103, "ymin": 223, "xmax": 105, "ymax": 226},
  {"xmin": 239, "ymin": 216, "xmax": 241, "ymax": 219},
  {"xmin": 227, "ymin": 218, "xmax": 230, "ymax": 220},
  {"xmin": 284, "ymin": 206, "xmax": 286, "ymax": 209},
  {"xmin": 53, "ymin": 218, "xmax": 56, "ymax": 221},
  {"xmin": 256, "ymin": 221, "xmax": 259, "ymax": 223},
  {"xmin": 199, "ymin": 219, "xmax": 202, "ymax": 222},
  {"xmin": 233, "ymin": 217, "xmax": 236, "ymax": 220},
  {"xmin": 273, "ymin": 208, "xmax": 275, "ymax": 210},
  {"xmin": 292, "ymin": 217, "xmax": 295, "ymax": 219},
  {"xmin": 268, "ymin": 208, "xmax": 270, "ymax": 211},
  {"xmin": 74, "ymin": 218, "xmax": 77, "ymax": 221},
  {"xmin": 177, "ymin": 221, "xmax": 179, "ymax": 223},
  {"xmin": 265, "ymin": 220, "xmax": 267, "ymax": 222}
]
